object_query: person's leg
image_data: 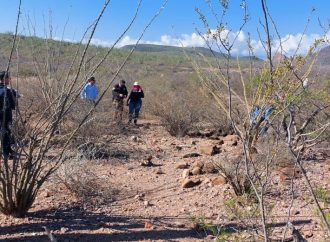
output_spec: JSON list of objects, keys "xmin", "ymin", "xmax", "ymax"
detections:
[
  {"xmin": 128, "ymin": 101, "xmax": 135, "ymax": 123},
  {"xmin": 118, "ymin": 99, "xmax": 124, "ymax": 122},
  {"xmin": 113, "ymin": 101, "xmax": 118, "ymax": 121},
  {"xmin": 0, "ymin": 123, "xmax": 11, "ymax": 158},
  {"xmin": 133, "ymin": 100, "xmax": 142, "ymax": 125}
]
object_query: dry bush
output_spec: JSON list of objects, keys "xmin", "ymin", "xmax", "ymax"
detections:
[
  {"xmin": 0, "ymin": 0, "xmax": 168, "ymax": 217},
  {"xmin": 54, "ymin": 157, "xmax": 114, "ymax": 205},
  {"xmin": 148, "ymin": 91, "xmax": 201, "ymax": 136}
]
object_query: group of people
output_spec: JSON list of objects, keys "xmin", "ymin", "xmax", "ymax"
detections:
[
  {"xmin": 0, "ymin": 73, "xmax": 143, "ymax": 159},
  {"xmin": 80, "ymin": 77, "xmax": 144, "ymax": 125}
]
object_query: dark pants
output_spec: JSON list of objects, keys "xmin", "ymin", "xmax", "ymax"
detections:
[
  {"xmin": 128, "ymin": 99, "xmax": 142, "ymax": 122},
  {"xmin": 0, "ymin": 116, "xmax": 12, "ymax": 157}
]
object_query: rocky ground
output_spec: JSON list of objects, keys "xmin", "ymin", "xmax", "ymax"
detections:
[{"xmin": 0, "ymin": 120, "xmax": 330, "ymax": 242}]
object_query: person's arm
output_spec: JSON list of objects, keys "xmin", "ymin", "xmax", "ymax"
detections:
[
  {"xmin": 126, "ymin": 92, "xmax": 131, "ymax": 105},
  {"xmin": 124, "ymin": 87, "xmax": 128, "ymax": 97},
  {"xmin": 7, "ymin": 89, "xmax": 16, "ymax": 110},
  {"xmin": 140, "ymin": 89, "xmax": 144, "ymax": 98},
  {"xmin": 80, "ymin": 85, "xmax": 86, "ymax": 99}
]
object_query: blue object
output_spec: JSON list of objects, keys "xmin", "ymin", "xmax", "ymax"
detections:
[
  {"xmin": 80, "ymin": 83, "xmax": 98, "ymax": 101},
  {"xmin": 250, "ymin": 106, "xmax": 261, "ymax": 125},
  {"xmin": 250, "ymin": 105, "xmax": 273, "ymax": 126}
]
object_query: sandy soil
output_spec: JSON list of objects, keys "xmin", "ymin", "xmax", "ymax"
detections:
[{"xmin": 0, "ymin": 120, "xmax": 329, "ymax": 242}]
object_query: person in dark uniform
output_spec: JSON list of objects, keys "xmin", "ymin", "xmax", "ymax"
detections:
[
  {"xmin": 112, "ymin": 79, "xmax": 128, "ymax": 122},
  {"xmin": 0, "ymin": 71, "xmax": 17, "ymax": 158}
]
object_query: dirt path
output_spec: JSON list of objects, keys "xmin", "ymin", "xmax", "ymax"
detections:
[{"xmin": 0, "ymin": 120, "xmax": 329, "ymax": 241}]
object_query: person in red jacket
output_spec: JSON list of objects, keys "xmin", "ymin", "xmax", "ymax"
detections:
[{"xmin": 127, "ymin": 81, "xmax": 144, "ymax": 125}]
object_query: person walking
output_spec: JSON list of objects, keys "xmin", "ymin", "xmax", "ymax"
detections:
[
  {"xmin": 80, "ymin": 76, "xmax": 98, "ymax": 103},
  {"xmin": 112, "ymin": 79, "xmax": 128, "ymax": 122},
  {"xmin": 0, "ymin": 71, "xmax": 17, "ymax": 159},
  {"xmin": 127, "ymin": 81, "xmax": 144, "ymax": 125}
]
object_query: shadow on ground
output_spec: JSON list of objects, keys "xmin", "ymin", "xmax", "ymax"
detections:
[{"xmin": 0, "ymin": 205, "xmax": 203, "ymax": 242}]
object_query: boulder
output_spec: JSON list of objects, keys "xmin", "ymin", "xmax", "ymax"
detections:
[
  {"xmin": 199, "ymin": 145, "xmax": 220, "ymax": 156},
  {"xmin": 182, "ymin": 178, "xmax": 201, "ymax": 188}
]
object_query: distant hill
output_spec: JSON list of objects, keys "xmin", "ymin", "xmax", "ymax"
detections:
[
  {"xmin": 0, "ymin": 33, "xmax": 262, "ymax": 78},
  {"xmin": 315, "ymin": 45, "xmax": 330, "ymax": 66},
  {"xmin": 121, "ymin": 44, "xmax": 227, "ymax": 58},
  {"xmin": 121, "ymin": 44, "xmax": 262, "ymax": 61}
]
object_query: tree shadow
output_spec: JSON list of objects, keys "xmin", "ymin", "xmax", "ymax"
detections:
[{"xmin": 0, "ymin": 204, "xmax": 203, "ymax": 242}]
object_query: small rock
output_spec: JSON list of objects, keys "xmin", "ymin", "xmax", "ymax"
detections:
[
  {"xmin": 175, "ymin": 162, "xmax": 189, "ymax": 169},
  {"xmin": 183, "ymin": 153, "xmax": 201, "ymax": 158},
  {"xmin": 141, "ymin": 159, "xmax": 153, "ymax": 167},
  {"xmin": 193, "ymin": 160, "xmax": 204, "ymax": 168},
  {"xmin": 202, "ymin": 162, "xmax": 218, "ymax": 174},
  {"xmin": 222, "ymin": 134, "xmax": 239, "ymax": 142},
  {"xmin": 211, "ymin": 177, "xmax": 227, "ymax": 186},
  {"xmin": 175, "ymin": 146, "xmax": 183, "ymax": 151},
  {"xmin": 302, "ymin": 230, "xmax": 313, "ymax": 238},
  {"xmin": 191, "ymin": 166, "xmax": 202, "ymax": 175},
  {"xmin": 156, "ymin": 168, "xmax": 164, "ymax": 174},
  {"xmin": 199, "ymin": 145, "xmax": 220, "ymax": 156},
  {"xmin": 292, "ymin": 210, "xmax": 300, "ymax": 215},
  {"xmin": 144, "ymin": 221, "xmax": 154, "ymax": 229},
  {"xmin": 173, "ymin": 222, "xmax": 185, "ymax": 228},
  {"xmin": 217, "ymin": 140, "xmax": 224, "ymax": 145},
  {"xmin": 60, "ymin": 227, "xmax": 69, "ymax": 233},
  {"xmin": 134, "ymin": 194, "xmax": 144, "ymax": 200},
  {"xmin": 44, "ymin": 190, "xmax": 50, "ymax": 198},
  {"xmin": 144, "ymin": 200, "xmax": 151, "ymax": 207},
  {"xmin": 182, "ymin": 178, "xmax": 201, "ymax": 188},
  {"xmin": 130, "ymin": 136, "xmax": 138, "ymax": 142},
  {"xmin": 146, "ymin": 155, "xmax": 153, "ymax": 161},
  {"xmin": 182, "ymin": 169, "xmax": 191, "ymax": 178}
]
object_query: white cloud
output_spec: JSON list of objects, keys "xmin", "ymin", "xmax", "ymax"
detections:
[{"xmin": 55, "ymin": 30, "xmax": 328, "ymax": 58}]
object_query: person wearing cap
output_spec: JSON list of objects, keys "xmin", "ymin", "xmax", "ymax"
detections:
[
  {"xmin": 80, "ymin": 76, "xmax": 99, "ymax": 102},
  {"xmin": 112, "ymin": 79, "xmax": 128, "ymax": 122},
  {"xmin": 127, "ymin": 81, "xmax": 144, "ymax": 125},
  {"xmin": 0, "ymin": 71, "xmax": 17, "ymax": 158}
]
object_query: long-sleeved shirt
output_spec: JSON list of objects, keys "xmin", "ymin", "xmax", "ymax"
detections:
[
  {"xmin": 127, "ymin": 85, "xmax": 144, "ymax": 103},
  {"xmin": 0, "ymin": 84, "xmax": 17, "ymax": 123},
  {"xmin": 80, "ymin": 83, "xmax": 98, "ymax": 101}
]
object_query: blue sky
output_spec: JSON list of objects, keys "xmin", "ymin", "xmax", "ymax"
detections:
[{"xmin": 1, "ymin": 0, "xmax": 329, "ymax": 57}]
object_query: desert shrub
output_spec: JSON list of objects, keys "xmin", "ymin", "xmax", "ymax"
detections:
[
  {"xmin": 148, "ymin": 90, "xmax": 201, "ymax": 137},
  {"xmin": 54, "ymin": 157, "xmax": 114, "ymax": 205},
  {"xmin": 215, "ymin": 154, "xmax": 253, "ymax": 196}
]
